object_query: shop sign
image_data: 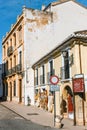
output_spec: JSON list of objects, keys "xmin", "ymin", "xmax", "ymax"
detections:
[{"xmin": 73, "ymin": 77, "xmax": 84, "ymax": 93}]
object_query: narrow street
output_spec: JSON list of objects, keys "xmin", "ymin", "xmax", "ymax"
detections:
[{"xmin": 0, "ymin": 104, "xmax": 58, "ymax": 130}]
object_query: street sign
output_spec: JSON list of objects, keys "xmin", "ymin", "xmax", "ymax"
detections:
[
  {"xmin": 50, "ymin": 75, "xmax": 59, "ymax": 85},
  {"xmin": 50, "ymin": 85, "xmax": 60, "ymax": 91}
]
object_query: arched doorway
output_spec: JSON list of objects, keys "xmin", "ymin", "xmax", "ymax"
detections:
[{"xmin": 61, "ymin": 86, "xmax": 73, "ymax": 118}]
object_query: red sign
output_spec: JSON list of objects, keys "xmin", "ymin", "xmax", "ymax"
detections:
[
  {"xmin": 73, "ymin": 78, "xmax": 84, "ymax": 93},
  {"xmin": 50, "ymin": 75, "xmax": 59, "ymax": 85}
]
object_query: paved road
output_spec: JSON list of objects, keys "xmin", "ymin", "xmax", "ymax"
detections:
[{"xmin": 0, "ymin": 104, "xmax": 58, "ymax": 130}]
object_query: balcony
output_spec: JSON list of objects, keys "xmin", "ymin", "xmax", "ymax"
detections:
[
  {"xmin": 12, "ymin": 66, "xmax": 16, "ymax": 74},
  {"xmin": 47, "ymin": 69, "xmax": 55, "ymax": 84},
  {"xmin": 7, "ymin": 46, "xmax": 13, "ymax": 56},
  {"xmin": 60, "ymin": 66, "xmax": 70, "ymax": 80},
  {"xmin": 2, "ymin": 64, "xmax": 22, "ymax": 78},
  {"xmin": 16, "ymin": 64, "xmax": 22, "ymax": 73},
  {"xmin": 6, "ymin": 69, "xmax": 12, "ymax": 76}
]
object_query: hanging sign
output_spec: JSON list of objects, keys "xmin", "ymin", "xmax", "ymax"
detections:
[{"xmin": 72, "ymin": 77, "xmax": 84, "ymax": 93}]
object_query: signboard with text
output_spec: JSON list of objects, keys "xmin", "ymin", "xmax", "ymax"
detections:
[
  {"xmin": 72, "ymin": 77, "xmax": 84, "ymax": 93},
  {"xmin": 50, "ymin": 85, "xmax": 60, "ymax": 91}
]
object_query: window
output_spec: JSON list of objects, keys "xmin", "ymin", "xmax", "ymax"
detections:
[
  {"xmin": 49, "ymin": 60, "xmax": 54, "ymax": 76},
  {"xmin": 64, "ymin": 51, "xmax": 70, "ymax": 79},
  {"xmin": 18, "ymin": 26, "xmax": 22, "ymax": 42},
  {"xmin": 14, "ymin": 55, "xmax": 16, "ymax": 66},
  {"xmin": 10, "ymin": 38, "xmax": 12, "ymax": 46},
  {"xmin": 13, "ymin": 33, "xmax": 16, "ymax": 46},
  {"xmin": 10, "ymin": 58, "xmax": 12, "ymax": 68},
  {"xmin": 3, "ymin": 46, "xmax": 6, "ymax": 57},
  {"xmin": 47, "ymin": 60, "xmax": 54, "ymax": 84},
  {"xmin": 14, "ymin": 81, "xmax": 16, "ymax": 96},
  {"xmin": 40, "ymin": 65, "xmax": 45, "ymax": 84},
  {"xmin": 42, "ymin": 65, "xmax": 45, "ymax": 84},
  {"xmin": 6, "ymin": 60, "xmax": 8, "ymax": 72},
  {"xmin": 61, "ymin": 51, "xmax": 70, "ymax": 79},
  {"xmin": 6, "ymin": 42, "xmax": 8, "ymax": 56},
  {"xmin": 36, "ymin": 68, "xmax": 38, "ymax": 85},
  {"xmin": 19, "ymin": 51, "xmax": 22, "ymax": 65}
]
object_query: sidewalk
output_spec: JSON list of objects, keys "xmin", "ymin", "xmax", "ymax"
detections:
[{"xmin": 0, "ymin": 101, "xmax": 86, "ymax": 130}]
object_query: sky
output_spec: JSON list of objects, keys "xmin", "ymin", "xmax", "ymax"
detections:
[{"xmin": 0, "ymin": 0, "xmax": 87, "ymax": 63}]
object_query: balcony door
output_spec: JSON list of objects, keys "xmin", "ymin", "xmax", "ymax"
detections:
[{"xmin": 10, "ymin": 82, "xmax": 12, "ymax": 101}]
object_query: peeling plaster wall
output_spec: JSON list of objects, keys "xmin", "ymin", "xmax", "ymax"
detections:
[
  {"xmin": 24, "ymin": 8, "xmax": 53, "ymax": 66},
  {"xmin": 23, "ymin": 9, "xmax": 54, "ymax": 105},
  {"xmin": 24, "ymin": 1, "xmax": 87, "ymax": 66}
]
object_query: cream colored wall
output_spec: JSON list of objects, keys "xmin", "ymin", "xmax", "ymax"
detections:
[
  {"xmin": 70, "ymin": 42, "xmax": 87, "ymax": 77},
  {"xmin": 2, "ymin": 17, "xmax": 24, "ymax": 102},
  {"xmin": 70, "ymin": 43, "xmax": 80, "ymax": 77},
  {"xmin": 81, "ymin": 44, "xmax": 87, "ymax": 75}
]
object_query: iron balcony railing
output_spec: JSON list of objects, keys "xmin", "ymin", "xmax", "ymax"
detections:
[
  {"xmin": 60, "ymin": 66, "xmax": 70, "ymax": 80},
  {"xmin": 16, "ymin": 64, "xmax": 22, "ymax": 72},
  {"xmin": 7, "ymin": 46, "xmax": 13, "ymax": 56},
  {"xmin": 12, "ymin": 66, "xmax": 16, "ymax": 74},
  {"xmin": 2, "ymin": 64, "xmax": 22, "ymax": 77}
]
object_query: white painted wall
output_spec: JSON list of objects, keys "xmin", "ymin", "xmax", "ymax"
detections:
[{"xmin": 24, "ymin": 1, "xmax": 87, "ymax": 65}]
